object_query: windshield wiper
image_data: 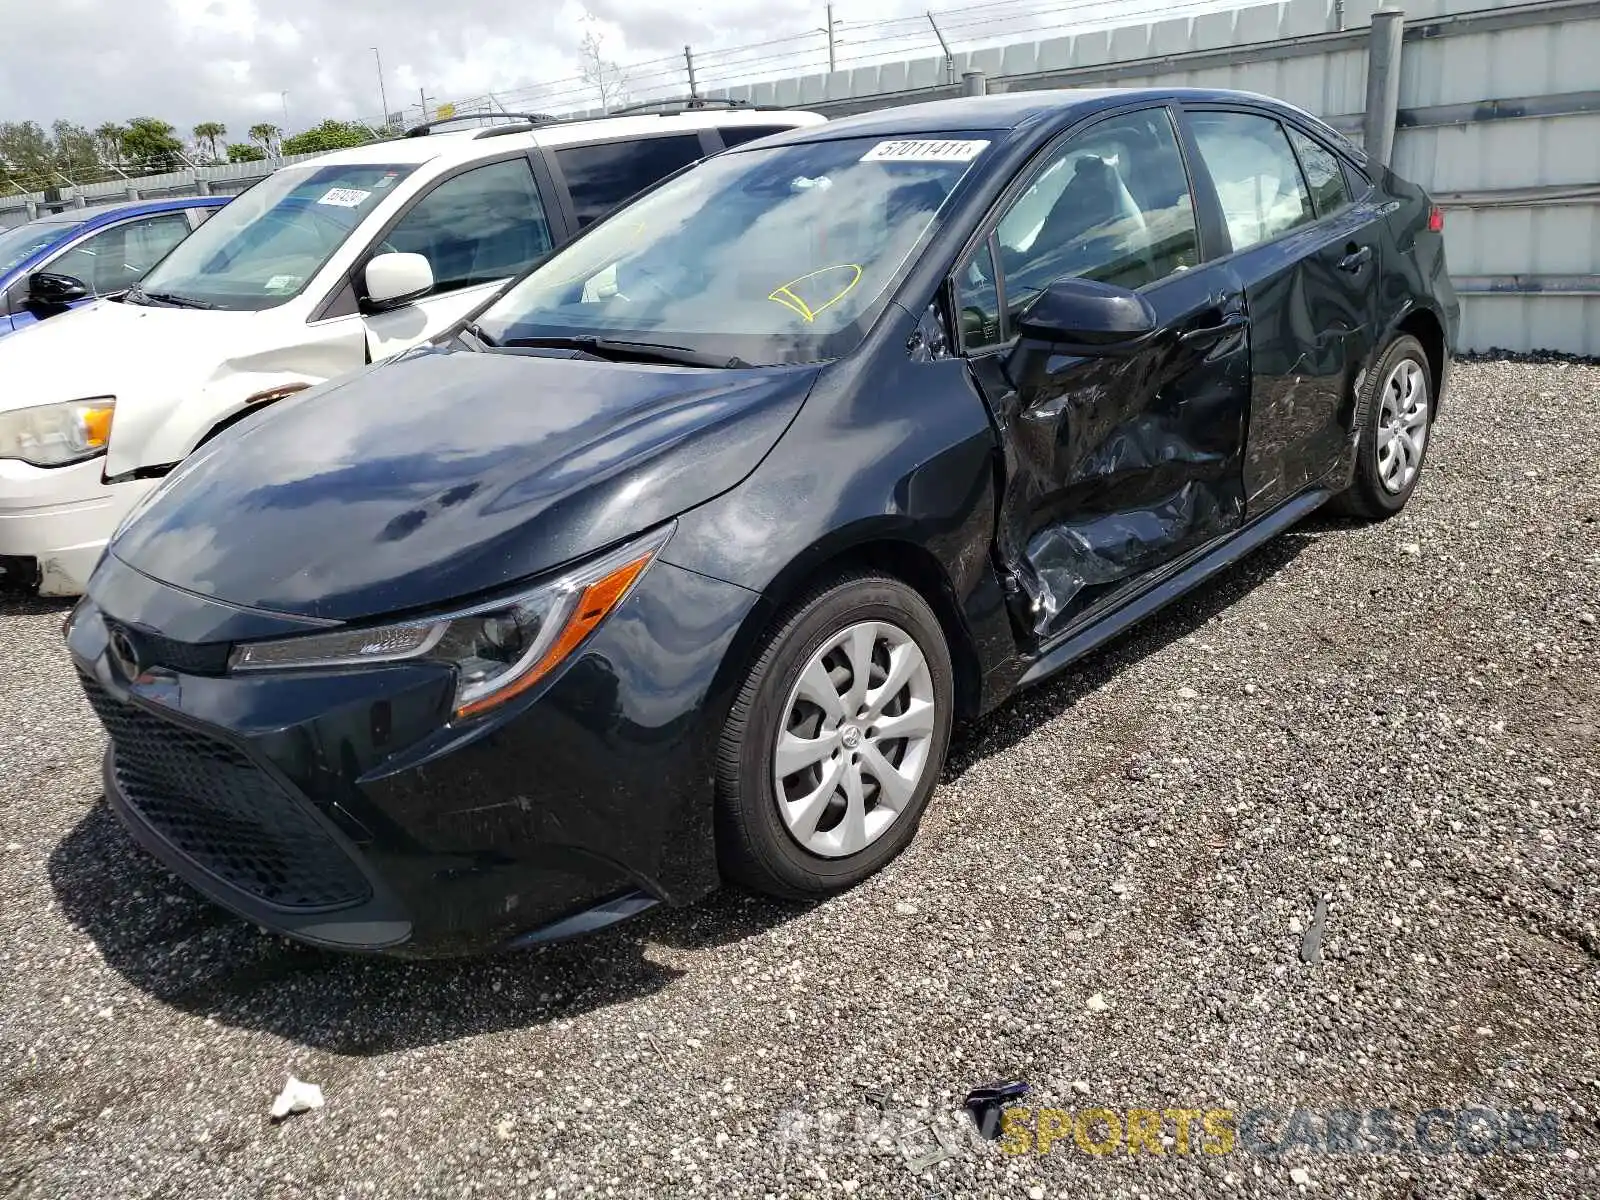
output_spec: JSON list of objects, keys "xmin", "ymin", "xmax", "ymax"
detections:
[
  {"xmin": 500, "ymin": 334, "xmax": 750, "ymax": 370},
  {"xmin": 124, "ymin": 285, "xmax": 217, "ymax": 310}
]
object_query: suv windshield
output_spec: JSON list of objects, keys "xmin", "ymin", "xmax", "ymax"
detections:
[
  {"xmin": 136, "ymin": 162, "xmax": 417, "ymax": 310},
  {"xmin": 476, "ymin": 134, "xmax": 995, "ymax": 364},
  {"xmin": 0, "ymin": 219, "xmax": 78, "ymax": 275}
]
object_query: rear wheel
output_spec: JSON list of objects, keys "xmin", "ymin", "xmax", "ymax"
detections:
[
  {"xmin": 1331, "ymin": 334, "xmax": 1433, "ymax": 520},
  {"xmin": 715, "ymin": 574, "xmax": 954, "ymax": 899}
]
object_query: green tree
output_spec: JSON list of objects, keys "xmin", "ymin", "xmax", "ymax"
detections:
[
  {"xmin": 192, "ymin": 121, "xmax": 227, "ymax": 164},
  {"xmin": 120, "ymin": 117, "xmax": 185, "ymax": 171},
  {"xmin": 226, "ymin": 142, "xmax": 266, "ymax": 163},
  {"xmin": 248, "ymin": 123, "xmax": 281, "ymax": 156},
  {"xmin": 51, "ymin": 121, "xmax": 101, "ymax": 179},
  {"xmin": 0, "ymin": 121, "xmax": 55, "ymax": 186},
  {"xmin": 93, "ymin": 122, "xmax": 127, "ymax": 165},
  {"xmin": 280, "ymin": 119, "xmax": 376, "ymax": 156}
]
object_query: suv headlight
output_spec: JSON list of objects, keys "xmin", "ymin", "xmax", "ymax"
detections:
[
  {"xmin": 0, "ymin": 399, "xmax": 115, "ymax": 467},
  {"xmin": 228, "ymin": 525, "xmax": 673, "ymax": 719}
]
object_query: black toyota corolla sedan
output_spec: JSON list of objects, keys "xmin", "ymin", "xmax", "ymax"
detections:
[{"xmin": 66, "ymin": 88, "xmax": 1457, "ymax": 955}]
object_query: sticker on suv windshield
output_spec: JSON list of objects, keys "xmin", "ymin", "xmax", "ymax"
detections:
[
  {"xmin": 316, "ymin": 187, "xmax": 373, "ymax": 208},
  {"xmin": 861, "ymin": 139, "xmax": 990, "ymax": 164}
]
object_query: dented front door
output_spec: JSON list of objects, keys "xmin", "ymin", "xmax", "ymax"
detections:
[
  {"xmin": 955, "ymin": 104, "xmax": 1254, "ymax": 643},
  {"xmin": 978, "ymin": 264, "xmax": 1253, "ymax": 640}
]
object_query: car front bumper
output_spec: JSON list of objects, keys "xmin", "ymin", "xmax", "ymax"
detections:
[
  {"xmin": 67, "ymin": 551, "xmax": 764, "ymax": 956},
  {"xmin": 0, "ymin": 457, "xmax": 155, "ymax": 595}
]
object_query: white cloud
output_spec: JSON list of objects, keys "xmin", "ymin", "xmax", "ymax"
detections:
[{"xmin": 3, "ymin": 0, "xmax": 1232, "ymax": 139}]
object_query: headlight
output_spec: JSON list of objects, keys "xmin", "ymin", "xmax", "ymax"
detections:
[
  {"xmin": 0, "ymin": 398, "xmax": 115, "ymax": 467},
  {"xmin": 229, "ymin": 524, "xmax": 673, "ymax": 719}
]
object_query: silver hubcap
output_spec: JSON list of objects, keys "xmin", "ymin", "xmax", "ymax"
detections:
[
  {"xmin": 774, "ymin": 620, "xmax": 936, "ymax": 859},
  {"xmin": 1376, "ymin": 357, "xmax": 1429, "ymax": 494}
]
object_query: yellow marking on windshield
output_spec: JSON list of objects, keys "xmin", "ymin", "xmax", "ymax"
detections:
[{"xmin": 768, "ymin": 264, "xmax": 863, "ymax": 323}]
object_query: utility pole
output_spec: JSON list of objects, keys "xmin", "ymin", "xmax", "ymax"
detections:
[
  {"xmin": 927, "ymin": 11, "xmax": 954, "ymax": 85},
  {"xmin": 817, "ymin": 3, "xmax": 838, "ymax": 73},
  {"xmin": 416, "ymin": 87, "xmax": 435, "ymax": 124},
  {"xmin": 685, "ymin": 45, "xmax": 699, "ymax": 99},
  {"xmin": 280, "ymin": 90, "xmax": 291, "ymax": 131},
  {"xmin": 372, "ymin": 47, "xmax": 390, "ymax": 131}
]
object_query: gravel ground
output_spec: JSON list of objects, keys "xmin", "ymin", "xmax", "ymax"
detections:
[{"xmin": 2, "ymin": 357, "xmax": 1597, "ymax": 1200}]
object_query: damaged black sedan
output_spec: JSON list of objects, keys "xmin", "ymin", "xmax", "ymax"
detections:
[{"xmin": 67, "ymin": 89, "xmax": 1457, "ymax": 955}]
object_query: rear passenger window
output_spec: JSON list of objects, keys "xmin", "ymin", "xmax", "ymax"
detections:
[
  {"xmin": 1188, "ymin": 111, "xmax": 1315, "ymax": 252},
  {"xmin": 1286, "ymin": 127, "xmax": 1351, "ymax": 217},
  {"xmin": 382, "ymin": 158, "xmax": 553, "ymax": 294},
  {"xmin": 556, "ymin": 135, "xmax": 705, "ymax": 226},
  {"xmin": 717, "ymin": 125, "xmax": 794, "ymax": 148}
]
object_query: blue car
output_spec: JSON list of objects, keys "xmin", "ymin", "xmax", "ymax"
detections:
[{"xmin": 0, "ymin": 196, "xmax": 229, "ymax": 339}]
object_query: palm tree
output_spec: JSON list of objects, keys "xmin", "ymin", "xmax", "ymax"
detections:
[
  {"xmin": 94, "ymin": 122, "xmax": 126, "ymax": 166},
  {"xmin": 192, "ymin": 122, "xmax": 227, "ymax": 164},
  {"xmin": 248, "ymin": 122, "xmax": 281, "ymax": 156}
]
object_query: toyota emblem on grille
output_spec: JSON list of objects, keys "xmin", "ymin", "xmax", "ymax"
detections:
[{"xmin": 108, "ymin": 628, "xmax": 142, "ymax": 677}]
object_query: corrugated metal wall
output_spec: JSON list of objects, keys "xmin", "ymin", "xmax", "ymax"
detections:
[{"xmin": 706, "ymin": 0, "xmax": 1600, "ymax": 355}]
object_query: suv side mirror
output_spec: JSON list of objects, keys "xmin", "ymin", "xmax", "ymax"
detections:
[
  {"xmin": 27, "ymin": 271, "xmax": 91, "ymax": 307},
  {"xmin": 1015, "ymin": 276, "xmax": 1156, "ymax": 353},
  {"xmin": 364, "ymin": 253, "xmax": 434, "ymax": 310}
]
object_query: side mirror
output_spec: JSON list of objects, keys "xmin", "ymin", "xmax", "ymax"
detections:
[
  {"xmin": 1015, "ymin": 276, "xmax": 1156, "ymax": 353},
  {"xmin": 27, "ymin": 272, "xmax": 91, "ymax": 307},
  {"xmin": 364, "ymin": 252, "xmax": 434, "ymax": 310}
]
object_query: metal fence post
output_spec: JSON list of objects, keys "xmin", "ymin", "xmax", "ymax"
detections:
[
  {"xmin": 195, "ymin": 178, "xmax": 212, "ymax": 196},
  {"xmin": 962, "ymin": 70, "xmax": 987, "ymax": 96},
  {"xmin": 125, "ymin": 186, "xmax": 142, "ymax": 201},
  {"xmin": 71, "ymin": 194, "xmax": 86, "ymax": 209},
  {"xmin": 1364, "ymin": 7, "xmax": 1404, "ymax": 169},
  {"xmin": 25, "ymin": 200, "xmax": 38, "ymax": 220}
]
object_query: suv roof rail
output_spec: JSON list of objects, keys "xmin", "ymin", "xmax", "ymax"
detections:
[{"xmin": 405, "ymin": 112, "xmax": 557, "ymax": 138}]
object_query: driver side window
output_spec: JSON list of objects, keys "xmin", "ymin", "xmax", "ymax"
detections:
[{"xmin": 986, "ymin": 108, "xmax": 1200, "ymax": 330}]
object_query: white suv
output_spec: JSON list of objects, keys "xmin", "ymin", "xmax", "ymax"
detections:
[{"xmin": 0, "ymin": 103, "xmax": 825, "ymax": 595}]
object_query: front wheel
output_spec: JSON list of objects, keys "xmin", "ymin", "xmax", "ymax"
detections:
[
  {"xmin": 1331, "ymin": 334, "xmax": 1434, "ymax": 520},
  {"xmin": 715, "ymin": 574, "xmax": 954, "ymax": 899}
]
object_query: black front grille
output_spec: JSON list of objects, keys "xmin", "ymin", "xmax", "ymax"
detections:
[
  {"xmin": 103, "ymin": 619, "xmax": 231, "ymax": 676},
  {"xmin": 81, "ymin": 676, "xmax": 371, "ymax": 911}
]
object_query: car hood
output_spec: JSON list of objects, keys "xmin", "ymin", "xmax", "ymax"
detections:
[
  {"xmin": 109, "ymin": 344, "xmax": 818, "ymax": 621},
  {"xmin": 0, "ymin": 298, "xmax": 343, "ymax": 475},
  {"xmin": 0, "ymin": 298, "xmax": 262, "ymax": 408}
]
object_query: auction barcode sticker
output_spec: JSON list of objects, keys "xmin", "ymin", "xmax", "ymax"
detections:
[
  {"xmin": 316, "ymin": 187, "xmax": 373, "ymax": 208},
  {"xmin": 861, "ymin": 139, "xmax": 990, "ymax": 163}
]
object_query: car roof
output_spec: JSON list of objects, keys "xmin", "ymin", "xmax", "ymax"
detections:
[
  {"xmin": 768, "ymin": 87, "xmax": 1306, "ymax": 144},
  {"xmin": 20, "ymin": 194, "xmax": 226, "ymax": 230},
  {"xmin": 305, "ymin": 108, "xmax": 828, "ymax": 169}
]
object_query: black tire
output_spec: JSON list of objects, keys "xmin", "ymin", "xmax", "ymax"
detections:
[
  {"xmin": 715, "ymin": 572, "xmax": 955, "ymax": 899},
  {"xmin": 1329, "ymin": 334, "xmax": 1434, "ymax": 520}
]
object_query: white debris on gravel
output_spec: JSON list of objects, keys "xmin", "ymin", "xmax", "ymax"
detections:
[
  {"xmin": 268, "ymin": 1076, "xmax": 325, "ymax": 1122},
  {"xmin": 2, "ymin": 358, "xmax": 1598, "ymax": 1197}
]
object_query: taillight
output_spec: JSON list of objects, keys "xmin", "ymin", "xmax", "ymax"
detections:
[{"xmin": 1427, "ymin": 204, "xmax": 1445, "ymax": 232}]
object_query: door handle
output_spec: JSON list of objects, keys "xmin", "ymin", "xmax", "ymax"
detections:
[
  {"xmin": 1180, "ymin": 313, "xmax": 1249, "ymax": 346},
  {"xmin": 1337, "ymin": 245, "xmax": 1373, "ymax": 273}
]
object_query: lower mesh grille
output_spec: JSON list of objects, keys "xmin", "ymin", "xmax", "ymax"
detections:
[{"xmin": 81, "ymin": 675, "xmax": 371, "ymax": 911}]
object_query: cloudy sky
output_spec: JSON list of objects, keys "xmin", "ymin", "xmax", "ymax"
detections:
[{"xmin": 3, "ymin": 0, "xmax": 1228, "ymax": 142}]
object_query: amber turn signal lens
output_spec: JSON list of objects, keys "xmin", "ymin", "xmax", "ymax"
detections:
[{"xmin": 81, "ymin": 405, "xmax": 114, "ymax": 449}]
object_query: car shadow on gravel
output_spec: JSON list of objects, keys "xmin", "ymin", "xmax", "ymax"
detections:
[
  {"xmin": 45, "ymin": 518, "xmax": 1336, "ymax": 1055},
  {"xmin": 49, "ymin": 803, "xmax": 811, "ymax": 1056},
  {"xmin": 943, "ymin": 523, "xmax": 1328, "ymax": 779}
]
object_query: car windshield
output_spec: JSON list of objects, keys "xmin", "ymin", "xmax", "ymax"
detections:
[
  {"xmin": 0, "ymin": 219, "xmax": 78, "ymax": 275},
  {"xmin": 476, "ymin": 134, "xmax": 996, "ymax": 365},
  {"xmin": 136, "ymin": 162, "xmax": 418, "ymax": 310}
]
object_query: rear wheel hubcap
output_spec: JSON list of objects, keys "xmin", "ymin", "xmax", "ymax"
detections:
[
  {"xmin": 1376, "ymin": 357, "xmax": 1429, "ymax": 494},
  {"xmin": 773, "ymin": 620, "xmax": 936, "ymax": 859}
]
